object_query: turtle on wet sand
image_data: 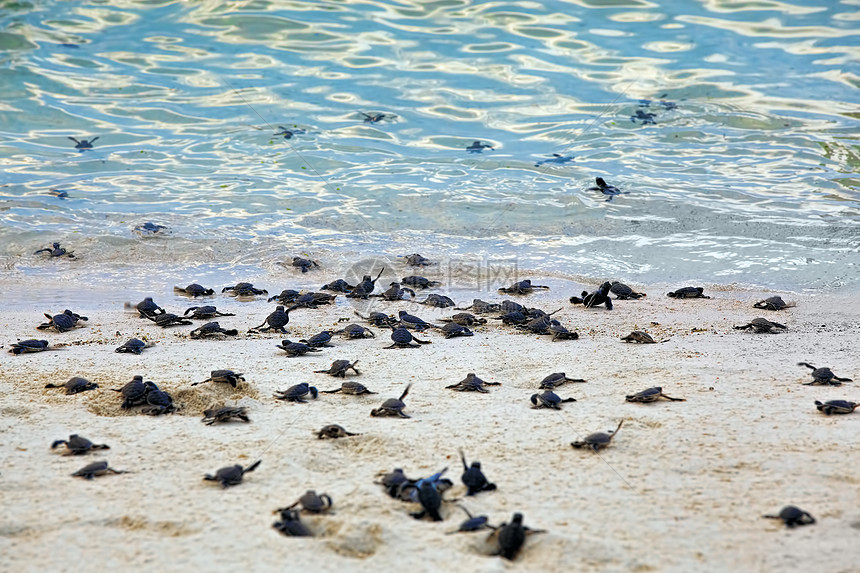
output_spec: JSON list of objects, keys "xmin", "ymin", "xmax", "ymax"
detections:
[
  {"xmin": 174, "ymin": 283, "xmax": 215, "ymax": 297},
  {"xmin": 193, "ymin": 370, "xmax": 245, "ymax": 388},
  {"xmin": 115, "ymin": 338, "xmax": 150, "ymax": 354},
  {"xmin": 370, "ymin": 384, "xmax": 412, "ymax": 418},
  {"xmin": 222, "ymin": 283, "xmax": 268, "ymax": 297},
  {"xmin": 588, "ymin": 178, "xmax": 622, "ymax": 200},
  {"xmin": 284, "ymin": 490, "xmax": 333, "ymax": 514},
  {"xmin": 446, "ymin": 373, "xmax": 500, "ymax": 393},
  {"xmin": 335, "ymin": 324, "xmax": 376, "ymax": 339},
  {"xmin": 466, "ymin": 140, "xmax": 493, "ymax": 153},
  {"xmin": 814, "ymin": 400, "xmax": 858, "ymax": 415},
  {"xmin": 276, "ymin": 339, "xmax": 322, "ymax": 357},
  {"xmin": 441, "ymin": 323, "xmax": 474, "ymax": 338},
  {"xmin": 202, "ymin": 406, "xmax": 250, "ymax": 425},
  {"xmin": 401, "ymin": 275, "xmax": 442, "ymax": 289},
  {"xmin": 548, "ymin": 321, "xmax": 578, "ymax": 341},
  {"xmin": 51, "ymin": 434, "xmax": 109, "ymax": 455},
  {"xmin": 376, "ymin": 282, "xmax": 416, "ymax": 301},
  {"xmin": 268, "ymin": 289, "xmax": 300, "ymax": 304},
  {"xmin": 347, "ymin": 268, "xmax": 386, "ymax": 298},
  {"xmin": 530, "ymin": 390, "xmax": 576, "ymax": 409},
  {"xmin": 146, "ymin": 313, "xmax": 193, "ymax": 328},
  {"xmin": 498, "ymin": 279, "xmax": 550, "ymax": 295},
  {"xmin": 300, "ymin": 330, "xmax": 335, "ymax": 348},
  {"xmin": 798, "ymin": 362, "xmax": 853, "ymax": 386},
  {"xmin": 460, "ymin": 449, "xmax": 496, "ymax": 496},
  {"xmin": 316, "ymin": 424, "xmax": 359, "ymax": 439},
  {"xmin": 578, "ymin": 281, "xmax": 613, "ymax": 310},
  {"xmin": 625, "ymin": 387, "xmax": 685, "ymax": 403},
  {"xmin": 292, "ymin": 257, "xmax": 320, "ymax": 273},
  {"xmin": 321, "ymin": 279, "xmax": 355, "ymax": 293},
  {"xmin": 455, "ymin": 299, "xmax": 502, "ymax": 314},
  {"xmin": 72, "ymin": 460, "xmax": 129, "ymax": 479},
  {"xmin": 385, "ymin": 327, "xmax": 431, "ymax": 349},
  {"xmin": 667, "ymin": 287, "xmax": 710, "ymax": 299},
  {"xmin": 254, "ymin": 306, "xmax": 295, "ymax": 333},
  {"xmin": 68, "ymin": 136, "xmax": 99, "ymax": 149},
  {"xmin": 189, "ymin": 322, "xmax": 239, "ymax": 339},
  {"xmin": 571, "ymin": 420, "xmax": 624, "ymax": 451},
  {"xmin": 38, "ymin": 309, "xmax": 88, "ymax": 332},
  {"xmin": 733, "ymin": 318, "xmax": 786, "ymax": 334},
  {"xmin": 131, "ymin": 297, "xmax": 164, "ymax": 318},
  {"xmin": 274, "ymin": 383, "xmax": 319, "ymax": 403},
  {"xmin": 184, "ymin": 306, "xmax": 235, "ymax": 320},
  {"xmin": 401, "ymin": 253, "xmax": 433, "ymax": 267},
  {"xmin": 45, "ymin": 376, "xmax": 98, "ymax": 395},
  {"xmin": 763, "ymin": 506, "xmax": 816, "ymax": 528},
  {"xmin": 538, "ymin": 373, "xmax": 586, "ymax": 390},
  {"xmin": 133, "ymin": 221, "xmax": 167, "ymax": 235},
  {"xmin": 419, "ymin": 294, "xmax": 455, "ymax": 308},
  {"xmin": 315, "ymin": 360, "xmax": 361, "ymax": 378},
  {"xmin": 621, "ymin": 331, "xmax": 658, "ymax": 344},
  {"xmin": 9, "ymin": 339, "xmax": 52, "ymax": 354},
  {"xmin": 273, "ymin": 508, "xmax": 314, "ymax": 537},
  {"xmin": 34, "ymin": 242, "xmax": 75, "ymax": 258},
  {"xmin": 204, "ymin": 460, "xmax": 262, "ymax": 487},
  {"xmin": 610, "ymin": 281, "xmax": 645, "ymax": 299},
  {"xmin": 754, "ymin": 296, "xmax": 794, "ymax": 311}
]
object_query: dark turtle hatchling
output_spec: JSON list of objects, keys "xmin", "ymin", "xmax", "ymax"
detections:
[
  {"xmin": 733, "ymin": 318, "xmax": 786, "ymax": 334},
  {"xmin": 376, "ymin": 282, "xmax": 416, "ymax": 301},
  {"xmin": 401, "ymin": 275, "xmax": 442, "ymax": 289},
  {"xmin": 274, "ymin": 382, "xmax": 319, "ymax": 403},
  {"xmin": 530, "ymin": 390, "xmax": 576, "ymax": 409},
  {"xmin": 441, "ymin": 312, "xmax": 486, "ymax": 326},
  {"xmin": 460, "ymin": 450, "xmax": 496, "ymax": 496},
  {"xmin": 814, "ymin": 400, "xmax": 858, "ymax": 415},
  {"xmin": 321, "ymin": 278, "xmax": 356, "ymax": 293},
  {"xmin": 466, "ymin": 140, "xmax": 493, "ymax": 153},
  {"xmin": 48, "ymin": 190, "xmax": 69, "ymax": 198},
  {"xmin": 112, "ymin": 375, "xmax": 149, "ymax": 409},
  {"xmin": 273, "ymin": 508, "xmax": 314, "ymax": 537},
  {"xmin": 115, "ymin": 338, "xmax": 150, "ymax": 354},
  {"xmin": 315, "ymin": 360, "xmax": 361, "ymax": 378},
  {"xmin": 68, "ymin": 136, "xmax": 99, "ymax": 149},
  {"xmin": 621, "ymin": 331, "xmax": 657, "ymax": 344},
  {"xmin": 51, "ymin": 434, "xmax": 109, "ymax": 455},
  {"xmin": 401, "ymin": 253, "xmax": 433, "ymax": 267},
  {"xmin": 276, "ymin": 339, "xmax": 322, "ymax": 357},
  {"xmin": 571, "ymin": 420, "xmax": 624, "ymax": 451},
  {"xmin": 494, "ymin": 513, "xmax": 526, "ymax": 560},
  {"xmin": 376, "ymin": 468, "xmax": 410, "ymax": 497},
  {"xmin": 274, "ymin": 126, "xmax": 306, "ymax": 139},
  {"xmin": 610, "ymin": 281, "xmax": 645, "ymax": 299},
  {"xmin": 588, "ymin": 177, "xmax": 623, "ymax": 200},
  {"xmin": 184, "ymin": 305, "xmax": 235, "ymax": 320},
  {"xmin": 498, "ymin": 279, "xmax": 550, "ymax": 295},
  {"xmin": 631, "ymin": 109, "xmax": 656, "ymax": 124},
  {"xmin": 361, "ymin": 111, "xmax": 392, "ymax": 123},
  {"xmin": 133, "ymin": 221, "xmax": 167, "ymax": 235},
  {"xmin": 204, "ymin": 460, "xmax": 261, "ymax": 487},
  {"xmin": 34, "ymin": 241, "xmax": 75, "ymax": 258},
  {"xmin": 254, "ymin": 305, "xmax": 295, "ymax": 333},
  {"xmin": 539, "ymin": 373, "xmax": 586, "ymax": 390},
  {"xmin": 347, "ymin": 268, "xmax": 385, "ymax": 299},
  {"xmin": 146, "ymin": 313, "xmax": 193, "ymax": 328},
  {"xmin": 419, "ymin": 294, "xmax": 455, "ymax": 308},
  {"xmin": 534, "ymin": 152, "xmax": 574, "ymax": 167},
  {"xmin": 38, "ymin": 309, "xmax": 87, "ymax": 332},
  {"xmin": 493, "ymin": 310, "xmax": 528, "ymax": 326},
  {"xmin": 285, "ymin": 490, "xmax": 333, "ymax": 514},
  {"xmin": 447, "ymin": 506, "xmax": 493, "ymax": 534},
  {"xmin": 763, "ymin": 506, "xmax": 815, "ymax": 528},
  {"xmin": 548, "ymin": 320, "xmax": 578, "ymax": 341},
  {"xmin": 625, "ymin": 387, "xmax": 685, "ymax": 403},
  {"xmin": 370, "ymin": 384, "xmax": 412, "ymax": 418},
  {"xmin": 441, "ymin": 323, "xmax": 474, "ymax": 338},
  {"xmin": 268, "ymin": 289, "xmax": 301, "ymax": 304},
  {"xmin": 316, "ymin": 424, "xmax": 359, "ymax": 439},
  {"xmin": 193, "ymin": 370, "xmax": 245, "ymax": 388},
  {"xmin": 667, "ymin": 286, "xmax": 709, "ymax": 299},
  {"xmin": 45, "ymin": 376, "xmax": 98, "ymax": 395},
  {"xmin": 335, "ymin": 324, "xmax": 376, "ymax": 339},
  {"xmin": 517, "ymin": 316, "xmax": 552, "ymax": 335},
  {"xmin": 189, "ymin": 322, "xmax": 239, "ymax": 339},
  {"xmin": 72, "ymin": 460, "xmax": 129, "ymax": 480},
  {"xmin": 754, "ymin": 296, "xmax": 794, "ymax": 311},
  {"xmin": 300, "ymin": 330, "xmax": 335, "ymax": 348},
  {"xmin": 9, "ymin": 339, "xmax": 51, "ymax": 354},
  {"xmin": 455, "ymin": 298, "xmax": 502, "ymax": 314},
  {"xmin": 174, "ymin": 283, "xmax": 215, "ymax": 297},
  {"xmin": 411, "ymin": 480, "xmax": 443, "ymax": 522},
  {"xmin": 446, "ymin": 373, "xmax": 500, "ymax": 393},
  {"xmin": 133, "ymin": 297, "xmax": 165, "ymax": 318},
  {"xmin": 385, "ymin": 327, "xmax": 430, "ymax": 349},
  {"xmin": 222, "ymin": 282, "xmax": 268, "ymax": 297},
  {"xmin": 142, "ymin": 384, "xmax": 175, "ymax": 415},
  {"xmin": 291, "ymin": 291, "xmax": 336, "ymax": 309},
  {"xmin": 292, "ymin": 257, "xmax": 320, "ymax": 273},
  {"xmin": 578, "ymin": 281, "xmax": 613, "ymax": 310},
  {"xmin": 798, "ymin": 362, "xmax": 852, "ymax": 386},
  {"xmin": 397, "ymin": 310, "xmax": 437, "ymax": 331},
  {"xmin": 202, "ymin": 406, "xmax": 250, "ymax": 425},
  {"xmin": 354, "ymin": 310, "xmax": 398, "ymax": 328}
]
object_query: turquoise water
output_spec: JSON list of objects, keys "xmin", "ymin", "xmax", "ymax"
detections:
[{"xmin": 1, "ymin": 0, "xmax": 858, "ymax": 295}]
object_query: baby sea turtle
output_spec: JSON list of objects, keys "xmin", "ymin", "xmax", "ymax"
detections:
[
  {"xmin": 401, "ymin": 275, "xmax": 442, "ymax": 289},
  {"xmin": 548, "ymin": 320, "xmax": 578, "ymax": 341},
  {"xmin": 347, "ymin": 268, "xmax": 386, "ymax": 298},
  {"xmin": 376, "ymin": 282, "xmax": 416, "ymax": 301},
  {"xmin": 588, "ymin": 177, "xmax": 622, "ymax": 200},
  {"xmin": 814, "ymin": 400, "xmax": 858, "ymax": 415},
  {"xmin": 625, "ymin": 387, "xmax": 685, "ymax": 403},
  {"xmin": 397, "ymin": 310, "xmax": 437, "ymax": 331},
  {"xmin": 494, "ymin": 512, "xmax": 526, "ymax": 560},
  {"xmin": 460, "ymin": 450, "xmax": 496, "ymax": 496},
  {"xmin": 222, "ymin": 282, "xmax": 268, "ymax": 297},
  {"xmin": 193, "ymin": 370, "xmax": 246, "ymax": 388},
  {"xmin": 133, "ymin": 221, "xmax": 168, "ymax": 235},
  {"xmin": 354, "ymin": 310, "xmax": 398, "ymax": 328},
  {"xmin": 798, "ymin": 362, "xmax": 852, "ymax": 386},
  {"xmin": 315, "ymin": 360, "xmax": 361, "ymax": 378},
  {"xmin": 51, "ymin": 434, "xmax": 109, "ymax": 455},
  {"xmin": 202, "ymin": 406, "xmax": 250, "ymax": 425},
  {"xmin": 446, "ymin": 373, "xmax": 500, "ymax": 393},
  {"xmin": 45, "ymin": 376, "xmax": 99, "ymax": 395},
  {"xmin": 578, "ymin": 281, "xmax": 614, "ymax": 310},
  {"xmin": 411, "ymin": 480, "xmax": 444, "ymax": 522},
  {"xmin": 292, "ymin": 257, "xmax": 320, "ymax": 273},
  {"xmin": 316, "ymin": 424, "xmax": 359, "ymax": 439},
  {"xmin": 34, "ymin": 241, "xmax": 75, "ymax": 258},
  {"xmin": 754, "ymin": 296, "xmax": 794, "ymax": 311},
  {"xmin": 418, "ymin": 294, "xmax": 455, "ymax": 308},
  {"xmin": 146, "ymin": 313, "xmax": 193, "ymax": 328},
  {"xmin": 370, "ymin": 384, "xmax": 412, "ymax": 418},
  {"xmin": 535, "ymin": 153, "xmax": 574, "ymax": 167},
  {"xmin": 254, "ymin": 305, "xmax": 295, "ymax": 333},
  {"xmin": 68, "ymin": 136, "xmax": 99, "ymax": 149},
  {"xmin": 667, "ymin": 286, "xmax": 710, "ymax": 299},
  {"xmin": 189, "ymin": 322, "xmax": 239, "ymax": 339},
  {"xmin": 441, "ymin": 323, "xmax": 474, "ymax": 338},
  {"xmin": 494, "ymin": 310, "xmax": 529, "ymax": 326},
  {"xmin": 402, "ymin": 253, "xmax": 433, "ymax": 267},
  {"xmin": 48, "ymin": 189, "xmax": 70, "ymax": 198},
  {"xmin": 335, "ymin": 324, "xmax": 376, "ymax": 339},
  {"xmin": 571, "ymin": 420, "xmax": 624, "ymax": 451},
  {"xmin": 376, "ymin": 468, "xmax": 410, "ymax": 497},
  {"xmin": 385, "ymin": 327, "xmax": 430, "ymax": 349},
  {"xmin": 111, "ymin": 375, "xmax": 149, "ymax": 409},
  {"xmin": 133, "ymin": 297, "xmax": 165, "ymax": 318},
  {"xmin": 498, "ymin": 279, "xmax": 550, "ymax": 295},
  {"xmin": 447, "ymin": 506, "xmax": 493, "ymax": 534},
  {"xmin": 184, "ymin": 305, "xmax": 235, "ymax": 320},
  {"xmin": 763, "ymin": 506, "xmax": 816, "ymax": 528},
  {"xmin": 276, "ymin": 339, "xmax": 322, "ymax": 357},
  {"xmin": 72, "ymin": 460, "xmax": 129, "ymax": 479},
  {"xmin": 321, "ymin": 278, "xmax": 356, "ymax": 293},
  {"xmin": 274, "ymin": 382, "xmax": 319, "ymax": 403},
  {"xmin": 273, "ymin": 508, "xmax": 314, "ymax": 537},
  {"xmin": 142, "ymin": 385, "xmax": 176, "ymax": 415},
  {"xmin": 274, "ymin": 126, "xmax": 306, "ymax": 139},
  {"xmin": 621, "ymin": 331, "xmax": 657, "ymax": 344},
  {"xmin": 630, "ymin": 109, "xmax": 656, "ymax": 124},
  {"xmin": 285, "ymin": 490, "xmax": 333, "ymax": 514},
  {"xmin": 173, "ymin": 283, "xmax": 215, "ymax": 297},
  {"xmin": 268, "ymin": 289, "xmax": 301, "ymax": 304},
  {"xmin": 733, "ymin": 318, "xmax": 786, "ymax": 334},
  {"xmin": 441, "ymin": 312, "xmax": 486, "ymax": 327},
  {"xmin": 204, "ymin": 460, "xmax": 262, "ymax": 488},
  {"xmin": 361, "ymin": 112, "xmax": 391, "ymax": 123},
  {"xmin": 530, "ymin": 390, "xmax": 576, "ymax": 409},
  {"xmin": 300, "ymin": 330, "xmax": 335, "ymax": 348},
  {"xmin": 466, "ymin": 140, "xmax": 493, "ymax": 153},
  {"xmin": 38, "ymin": 309, "xmax": 88, "ymax": 332},
  {"xmin": 538, "ymin": 373, "xmax": 586, "ymax": 389},
  {"xmin": 9, "ymin": 339, "xmax": 51, "ymax": 354},
  {"xmin": 610, "ymin": 281, "xmax": 645, "ymax": 299},
  {"xmin": 115, "ymin": 338, "xmax": 150, "ymax": 354},
  {"xmin": 456, "ymin": 298, "xmax": 502, "ymax": 314}
]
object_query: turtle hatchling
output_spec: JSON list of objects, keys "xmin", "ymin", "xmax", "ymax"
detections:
[
  {"xmin": 539, "ymin": 373, "xmax": 586, "ymax": 390},
  {"xmin": 411, "ymin": 479, "xmax": 443, "ymax": 522},
  {"xmin": 763, "ymin": 506, "xmax": 816, "ymax": 528},
  {"xmin": 115, "ymin": 338, "xmax": 150, "ymax": 354},
  {"xmin": 814, "ymin": 400, "xmax": 858, "ymax": 415},
  {"xmin": 300, "ymin": 330, "xmax": 335, "ymax": 348},
  {"xmin": 9, "ymin": 339, "xmax": 52, "ymax": 354},
  {"xmin": 132, "ymin": 297, "xmax": 164, "ymax": 318},
  {"xmin": 376, "ymin": 282, "xmax": 416, "ymax": 301},
  {"xmin": 402, "ymin": 253, "xmax": 434, "ymax": 267},
  {"xmin": 38, "ymin": 309, "xmax": 88, "ymax": 332},
  {"xmin": 204, "ymin": 460, "xmax": 262, "ymax": 487},
  {"xmin": 446, "ymin": 373, "xmax": 500, "ymax": 393},
  {"xmin": 354, "ymin": 310, "xmax": 398, "ymax": 328},
  {"xmin": 142, "ymin": 384, "xmax": 175, "ymax": 415},
  {"xmin": 548, "ymin": 321, "xmax": 578, "ymax": 341},
  {"xmin": 576, "ymin": 281, "xmax": 613, "ymax": 310},
  {"xmin": 316, "ymin": 424, "xmax": 359, "ymax": 439},
  {"xmin": 274, "ymin": 126, "xmax": 306, "ymax": 139},
  {"xmin": 68, "ymin": 136, "xmax": 99, "ymax": 149},
  {"xmin": 571, "ymin": 420, "xmax": 624, "ymax": 451},
  {"xmin": 315, "ymin": 360, "xmax": 361, "ymax": 378},
  {"xmin": 276, "ymin": 339, "xmax": 321, "ymax": 357},
  {"xmin": 146, "ymin": 313, "xmax": 193, "ymax": 328},
  {"xmin": 667, "ymin": 287, "xmax": 710, "ymax": 299},
  {"xmin": 268, "ymin": 289, "xmax": 300, "ymax": 304},
  {"xmin": 335, "ymin": 324, "xmax": 376, "ymax": 339},
  {"xmin": 184, "ymin": 305, "xmax": 235, "ymax": 320},
  {"xmin": 274, "ymin": 382, "xmax": 319, "ymax": 403},
  {"xmin": 321, "ymin": 278, "xmax": 355, "ymax": 293},
  {"xmin": 34, "ymin": 241, "xmax": 75, "ymax": 258},
  {"xmin": 193, "ymin": 370, "xmax": 246, "ymax": 388},
  {"xmin": 202, "ymin": 406, "xmax": 250, "ymax": 425},
  {"xmin": 222, "ymin": 282, "xmax": 268, "ymax": 297},
  {"xmin": 370, "ymin": 384, "xmax": 412, "ymax": 418},
  {"xmin": 133, "ymin": 221, "xmax": 167, "ymax": 235},
  {"xmin": 361, "ymin": 111, "xmax": 391, "ymax": 123},
  {"xmin": 285, "ymin": 490, "xmax": 333, "ymax": 514},
  {"xmin": 630, "ymin": 110, "xmax": 656, "ymax": 124},
  {"xmin": 385, "ymin": 327, "xmax": 430, "ymax": 349},
  {"xmin": 733, "ymin": 318, "xmax": 786, "ymax": 334},
  {"xmin": 625, "ymin": 387, "xmax": 685, "ymax": 403},
  {"xmin": 292, "ymin": 257, "xmax": 320, "ymax": 273},
  {"xmin": 72, "ymin": 460, "xmax": 128, "ymax": 480},
  {"xmin": 588, "ymin": 177, "xmax": 622, "ymax": 200},
  {"xmin": 346, "ymin": 268, "xmax": 385, "ymax": 298},
  {"xmin": 173, "ymin": 283, "xmax": 215, "ymax": 297},
  {"xmin": 798, "ymin": 362, "xmax": 852, "ymax": 386},
  {"xmin": 621, "ymin": 331, "xmax": 658, "ymax": 344},
  {"xmin": 254, "ymin": 305, "xmax": 295, "ymax": 333},
  {"xmin": 419, "ymin": 294, "xmax": 455, "ymax": 308},
  {"xmin": 466, "ymin": 140, "xmax": 493, "ymax": 153},
  {"xmin": 460, "ymin": 450, "xmax": 496, "ymax": 496},
  {"xmin": 441, "ymin": 312, "xmax": 486, "ymax": 327},
  {"xmin": 273, "ymin": 508, "xmax": 314, "ymax": 537},
  {"xmin": 498, "ymin": 279, "xmax": 550, "ymax": 295},
  {"xmin": 441, "ymin": 323, "xmax": 474, "ymax": 338},
  {"xmin": 535, "ymin": 153, "xmax": 573, "ymax": 167},
  {"xmin": 51, "ymin": 434, "xmax": 109, "ymax": 455},
  {"xmin": 610, "ymin": 281, "xmax": 645, "ymax": 299},
  {"xmin": 447, "ymin": 506, "xmax": 493, "ymax": 534},
  {"xmin": 112, "ymin": 375, "xmax": 149, "ymax": 409},
  {"xmin": 401, "ymin": 275, "xmax": 442, "ymax": 289},
  {"xmin": 754, "ymin": 296, "xmax": 794, "ymax": 311},
  {"xmin": 530, "ymin": 390, "xmax": 576, "ymax": 409},
  {"xmin": 397, "ymin": 310, "xmax": 437, "ymax": 331},
  {"xmin": 189, "ymin": 322, "xmax": 238, "ymax": 339},
  {"xmin": 493, "ymin": 513, "xmax": 527, "ymax": 560},
  {"xmin": 45, "ymin": 376, "xmax": 98, "ymax": 395}
]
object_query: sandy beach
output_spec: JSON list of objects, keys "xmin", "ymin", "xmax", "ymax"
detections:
[{"xmin": 2, "ymin": 277, "xmax": 859, "ymax": 573}]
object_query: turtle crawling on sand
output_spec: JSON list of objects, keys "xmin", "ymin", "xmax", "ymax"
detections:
[
  {"xmin": 621, "ymin": 331, "xmax": 657, "ymax": 344},
  {"xmin": 321, "ymin": 279, "xmax": 355, "ymax": 293},
  {"xmin": 321, "ymin": 379, "xmax": 376, "ymax": 396},
  {"xmin": 9, "ymin": 339, "xmax": 52, "ymax": 354},
  {"xmin": 530, "ymin": 390, "xmax": 576, "ymax": 409},
  {"xmin": 446, "ymin": 373, "xmax": 500, "ymax": 393},
  {"xmin": 204, "ymin": 460, "xmax": 261, "ymax": 487},
  {"xmin": 189, "ymin": 322, "xmax": 238, "ymax": 339},
  {"xmin": 184, "ymin": 306, "xmax": 235, "ymax": 320},
  {"xmin": 733, "ymin": 318, "xmax": 786, "ymax": 334},
  {"xmin": 538, "ymin": 373, "xmax": 586, "ymax": 390},
  {"xmin": 274, "ymin": 383, "xmax": 318, "ymax": 403},
  {"xmin": 814, "ymin": 400, "xmax": 858, "ymax": 415},
  {"xmin": 45, "ymin": 376, "xmax": 98, "ymax": 395},
  {"xmin": 347, "ymin": 268, "xmax": 386, "ymax": 299},
  {"xmin": 111, "ymin": 375, "xmax": 148, "ymax": 409},
  {"xmin": 34, "ymin": 241, "xmax": 75, "ymax": 258},
  {"xmin": 315, "ymin": 360, "xmax": 361, "ymax": 378},
  {"xmin": 316, "ymin": 424, "xmax": 359, "ymax": 439},
  {"xmin": 491, "ymin": 512, "xmax": 541, "ymax": 560},
  {"xmin": 397, "ymin": 310, "xmax": 437, "ymax": 331},
  {"xmin": 570, "ymin": 281, "xmax": 613, "ymax": 310},
  {"xmin": 202, "ymin": 406, "xmax": 250, "ymax": 425},
  {"xmin": 193, "ymin": 370, "xmax": 245, "ymax": 388},
  {"xmin": 441, "ymin": 323, "xmax": 474, "ymax": 339},
  {"xmin": 370, "ymin": 384, "xmax": 412, "ymax": 418},
  {"xmin": 276, "ymin": 340, "xmax": 321, "ymax": 357},
  {"xmin": 142, "ymin": 384, "xmax": 175, "ymax": 415},
  {"xmin": 272, "ymin": 508, "xmax": 314, "ymax": 537},
  {"xmin": 763, "ymin": 506, "xmax": 815, "ymax": 528},
  {"xmin": 335, "ymin": 324, "xmax": 376, "ymax": 339},
  {"xmin": 448, "ymin": 506, "xmax": 493, "ymax": 534},
  {"xmin": 401, "ymin": 275, "xmax": 442, "ymax": 289},
  {"xmin": 38, "ymin": 309, "xmax": 88, "ymax": 332},
  {"xmin": 418, "ymin": 294, "xmax": 455, "ymax": 308},
  {"xmin": 115, "ymin": 338, "xmax": 149, "ymax": 354},
  {"xmin": 133, "ymin": 297, "xmax": 164, "ymax": 318},
  {"xmin": 222, "ymin": 283, "xmax": 268, "ymax": 297},
  {"xmin": 667, "ymin": 286, "xmax": 709, "ymax": 299},
  {"xmin": 292, "ymin": 257, "xmax": 321, "ymax": 273},
  {"xmin": 72, "ymin": 460, "xmax": 128, "ymax": 480},
  {"xmin": 441, "ymin": 312, "xmax": 486, "ymax": 327},
  {"xmin": 146, "ymin": 313, "xmax": 193, "ymax": 328},
  {"xmin": 498, "ymin": 279, "xmax": 550, "ymax": 295},
  {"xmin": 571, "ymin": 420, "xmax": 624, "ymax": 451},
  {"xmin": 625, "ymin": 387, "xmax": 685, "ymax": 403},
  {"xmin": 283, "ymin": 490, "xmax": 333, "ymax": 514},
  {"xmin": 610, "ymin": 281, "xmax": 645, "ymax": 299},
  {"xmin": 753, "ymin": 296, "xmax": 794, "ymax": 311},
  {"xmin": 51, "ymin": 434, "xmax": 109, "ymax": 455},
  {"xmin": 254, "ymin": 306, "xmax": 295, "ymax": 334},
  {"xmin": 385, "ymin": 327, "xmax": 431, "ymax": 349},
  {"xmin": 798, "ymin": 362, "xmax": 852, "ymax": 386},
  {"xmin": 174, "ymin": 283, "xmax": 215, "ymax": 297},
  {"xmin": 460, "ymin": 450, "xmax": 496, "ymax": 496}
]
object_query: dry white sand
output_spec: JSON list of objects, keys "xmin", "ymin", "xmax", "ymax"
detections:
[{"xmin": 1, "ymin": 280, "xmax": 858, "ymax": 573}]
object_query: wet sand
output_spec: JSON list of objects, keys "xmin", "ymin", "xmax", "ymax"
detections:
[{"xmin": 2, "ymin": 281, "xmax": 858, "ymax": 572}]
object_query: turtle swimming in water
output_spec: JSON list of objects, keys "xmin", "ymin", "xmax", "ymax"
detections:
[
  {"xmin": 38, "ymin": 309, "xmax": 88, "ymax": 332},
  {"xmin": 189, "ymin": 322, "xmax": 239, "ymax": 339},
  {"xmin": 9, "ymin": 339, "xmax": 52, "ymax": 354},
  {"xmin": 291, "ymin": 257, "xmax": 320, "ymax": 273},
  {"xmin": 667, "ymin": 287, "xmax": 710, "ymax": 299},
  {"xmin": 202, "ymin": 406, "xmax": 250, "ymax": 425},
  {"xmin": 316, "ymin": 424, "xmax": 359, "ymax": 439},
  {"xmin": 621, "ymin": 331, "xmax": 658, "ymax": 344},
  {"xmin": 370, "ymin": 384, "xmax": 412, "ymax": 418},
  {"xmin": 51, "ymin": 434, "xmax": 109, "ymax": 455},
  {"xmin": 115, "ymin": 338, "xmax": 150, "ymax": 354},
  {"xmin": 446, "ymin": 373, "xmax": 500, "ymax": 393},
  {"xmin": 173, "ymin": 283, "xmax": 215, "ymax": 297},
  {"xmin": 763, "ymin": 506, "xmax": 816, "ymax": 528},
  {"xmin": 204, "ymin": 460, "xmax": 261, "ymax": 488},
  {"xmin": 274, "ymin": 382, "xmax": 319, "ymax": 403},
  {"xmin": 315, "ymin": 360, "xmax": 361, "ymax": 378},
  {"xmin": 460, "ymin": 449, "xmax": 496, "ymax": 496},
  {"xmin": 588, "ymin": 177, "xmax": 623, "ymax": 201},
  {"xmin": 385, "ymin": 326, "xmax": 431, "ymax": 349},
  {"xmin": 498, "ymin": 279, "xmax": 550, "ymax": 295},
  {"xmin": 625, "ymin": 387, "xmax": 685, "ymax": 403},
  {"xmin": 193, "ymin": 370, "xmax": 245, "ymax": 388},
  {"xmin": 272, "ymin": 508, "xmax": 314, "ymax": 537},
  {"xmin": 45, "ymin": 376, "xmax": 99, "ymax": 395},
  {"xmin": 753, "ymin": 296, "xmax": 794, "ymax": 311},
  {"xmin": 34, "ymin": 241, "xmax": 75, "ymax": 258},
  {"xmin": 275, "ymin": 339, "xmax": 322, "ymax": 357},
  {"xmin": 68, "ymin": 136, "xmax": 99, "ymax": 149},
  {"xmin": 733, "ymin": 318, "xmax": 786, "ymax": 334},
  {"xmin": 530, "ymin": 390, "xmax": 576, "ymax": 409},
  {"xmin": 273, "ymin": 126, "xmax": 306, "ymax": 139},
  {"xmin": 814, "ymin": 400, "xmax": 858, "ymax": 415},
  {"xmin": 361, "ymin": 112, "xmax": 393, "ymax": 123},
  {"xmin": 535, "ymin": 153, "xmax": 573, "ymax": 167},
  {"xmin": 72, "ymin": 460, "xmax": 129, "ymax": 480},
  {"xmin": 610, "ymin": 281, "xmax": 645, "ymax": 299},
  {"xmin": 798, "ymin": 362, "xmax": 852, "ymax": 386},
  {"xmin": 133, "ymin": 221, "xmax": 168, "ymax": 235},
  {"xmin": 630, "ymin": 110, "xmax": 656, "ymax": 124},
  {"xmin": 466, "ymin": 140, "xmax": 493, "ymax": 153},
  {"xmin": 571, "ymin": 420, "xmax": 624, "ymax": 451},
  {"xmin": 538, "ymin": 373, "xmax": 586, "ymax": 390}
]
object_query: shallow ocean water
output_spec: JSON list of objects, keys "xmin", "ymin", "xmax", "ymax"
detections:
[{"xmin": 0, "ymin": 0, "xmax": 858, "ymax": 300}]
